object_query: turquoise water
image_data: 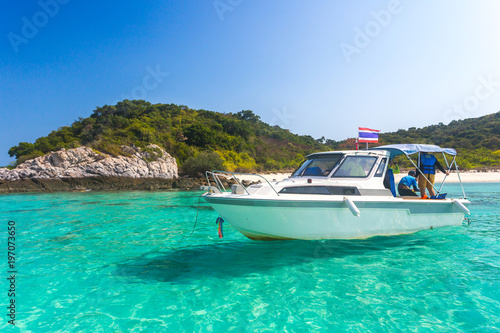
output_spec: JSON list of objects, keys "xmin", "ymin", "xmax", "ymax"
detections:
[{"xmin": 0, "ymin": 183, "xmax": 499, "ymax": 332}]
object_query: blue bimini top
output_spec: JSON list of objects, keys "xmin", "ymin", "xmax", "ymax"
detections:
[{"xmin": 369, "ymin": 144, "xmax": 457, "ymax": 159}]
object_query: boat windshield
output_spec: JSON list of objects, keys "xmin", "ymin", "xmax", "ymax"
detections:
[
  {"xmin": 292, "ymin": 154, "xmax": 343, "ymax": 177},
  {"xmin": 331, "ymin": 155, "xmax": 378, "ymax": 178}
]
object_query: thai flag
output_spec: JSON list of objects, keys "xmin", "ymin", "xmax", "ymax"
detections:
[{"xmin": 358, "ymin": 127, "xmax": 380, "ymax": 143}]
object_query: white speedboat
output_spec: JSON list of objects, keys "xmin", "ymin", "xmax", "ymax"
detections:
[{"xmin": 202, "ymin": 144, "xmax": 470, "ymax": 240}]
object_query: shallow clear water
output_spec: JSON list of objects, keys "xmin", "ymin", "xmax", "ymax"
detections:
[{"xmin": 0, "ymin": 183, "xmax": 499, "ymax": 332}]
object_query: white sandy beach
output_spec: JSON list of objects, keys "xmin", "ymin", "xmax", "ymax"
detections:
[
  {"xmin": 395, "ymin": 171, "xmax": 500, "ymax": 184},
  {"xmin": 232, "ymin": 171, "xmax": 500, "ymax": 183}
]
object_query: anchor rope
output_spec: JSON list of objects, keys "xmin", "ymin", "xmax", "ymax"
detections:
[{"xmin": 189, "ymin": 193, "xmax": 203, "ymax": 237}]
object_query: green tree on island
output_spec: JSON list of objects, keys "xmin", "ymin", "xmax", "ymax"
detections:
[{"xmin": 7, "ymin": 100, "xmax": 500, "ymax": 173}]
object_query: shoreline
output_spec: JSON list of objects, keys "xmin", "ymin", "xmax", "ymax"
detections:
[
  {"xmin": 0, "ymin": 176, "xmax": 208, "ymax": 194},
  {"xmin": 233, "ymin": 171, "xmax": 500, "ymax": 183},
  {"xmin": 0, "ymin": 170, "xmax": 498, "ymax": 194},
  {"xmin": 394, "ymin": 171, "xmax": 500, "ymax": 184}
]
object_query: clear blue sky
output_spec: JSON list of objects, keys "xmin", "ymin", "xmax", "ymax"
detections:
[{"xmin": 1, "ymin": 0, "xmax": 500, "ymax": 166}]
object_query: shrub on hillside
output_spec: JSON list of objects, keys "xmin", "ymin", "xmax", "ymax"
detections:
[
  {"xmin": 217, "ymin": 150, "xmax": 257, "ymax": 172},
  {"xmin": 181, "ymin": 151, "xmax": 225, "ymax": 177}
]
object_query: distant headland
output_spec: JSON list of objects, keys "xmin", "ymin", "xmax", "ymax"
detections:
[{"xmin": 1, "ymin": 100, "xmax": 499, "ymax": 193}]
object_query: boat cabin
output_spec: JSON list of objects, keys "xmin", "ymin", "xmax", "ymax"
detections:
[
  {"xmin": 206, "ymin": 144, "xmax": 465, "ymax": 200},
  {"xmin": 262, "ymin": 150, "xmax": 395, "ymax": 196}
]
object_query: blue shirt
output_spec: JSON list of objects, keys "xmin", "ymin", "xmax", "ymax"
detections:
[{"xmin": 399, "ymin": 175, "xmax": 417, "ymax": 189}]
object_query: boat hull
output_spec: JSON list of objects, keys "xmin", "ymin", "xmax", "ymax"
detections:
[{"xmin": 204, "ymin": 196, "xmax": 469, "ymax": 240}]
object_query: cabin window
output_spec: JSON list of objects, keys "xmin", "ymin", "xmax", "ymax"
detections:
[
  {"xmin": 374, "ymin": 158, "xmax": 387, "ymax": 177},
  {"xmin": 331, "ymin": 156, "xmax": 378, "ymax": 178},
  {"xmin": 280, "ymin": 186, "xmax": 331, "ymax": 195},
  {"xmin": 292, "ymin": 154, "xmax": 343, "ymax": 177},
  {"xmin": 279, "ymin": 186, "xmax": 360, "ymax": 195}
]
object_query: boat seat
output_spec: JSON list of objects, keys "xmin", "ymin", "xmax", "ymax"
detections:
[{"xmin": 303, "ymin": 167, "xmax": 322, "ymax": 176}]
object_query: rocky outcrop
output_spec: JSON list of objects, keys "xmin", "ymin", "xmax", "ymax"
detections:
[{"xmin": 0, "ymin": 145, "xmax": 178, "ymax": 182}]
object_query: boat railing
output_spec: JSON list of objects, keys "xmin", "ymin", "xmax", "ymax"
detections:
[{"xmin": 205, "ymin": 170, "xmax": 281, "ymax": 196}]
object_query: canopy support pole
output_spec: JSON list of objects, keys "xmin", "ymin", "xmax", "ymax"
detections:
[
  {"xmin": 437, "ymin": 154, "xmax": 454, "ymax": 196},
  {"xmin": 454, "ymin": 159, "xmax": 467, "ymax": 199}
]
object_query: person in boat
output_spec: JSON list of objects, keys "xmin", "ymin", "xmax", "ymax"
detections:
[
  {"xmin": 388, "ymin": 160, "xmax": 400, "ymax": 174},
  {"xmin": 416, "ymin": 153, "xmax": 449, "ymax": 198},
  {"xmin": 398, "ymin": 170, "xmax": 419, "ymax": 196},
  {"xmin": 383, "ymin": 159, "xmax": 399, "ymax": 197},
  {"xmin": 335, "ymin": 158, "xmax": 366, "ymax": 177}
]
